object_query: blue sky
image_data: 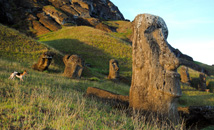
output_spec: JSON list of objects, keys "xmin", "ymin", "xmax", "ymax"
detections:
[{"xmin": 111, "ymin": 0, "xmax": 214, "ymax": 65}]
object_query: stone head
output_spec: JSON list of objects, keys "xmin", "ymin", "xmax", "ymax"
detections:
[
  {"xmin": 132, "ymin": 14, "xmax": 181, "ymax": 97},
  {"xmin": 130, "ymin": 14, "xmax": 182, "ymax": 120},
  {"xmin": 63, "ymin": 54, "xmax": 84, "ymax": 78},
  {"xmin": 108, "ymin": 59, "xmax": 119, "ymax": 80}
]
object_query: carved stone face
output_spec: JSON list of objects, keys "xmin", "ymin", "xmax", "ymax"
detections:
[
  {"xmin": 130, "ymin": 14, "xmax": 182, "ymax": 121},
  {"xmin": 108, "ymin": 59, "xmax": 119, "ymax": 80},
  {"xmin": 32, "ymin": 51, "xmax": 54, "ymax": 71},
  {"xmin": 63, "ymin": 54, "xmax": 84, "ymax": 79}
]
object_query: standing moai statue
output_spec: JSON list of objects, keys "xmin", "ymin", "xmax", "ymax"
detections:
[
  {"xmin": 179, "ymin": 66, "xmax": 190, "ymax": 83},
  {"xmin": 199, "ymin": 73, "xmax": 206, "ymax": 91},
  {"xmin": 107, "ymin": 59, "xmax": 120, "ymax": 81},
  {"xmin": 32, "ymin": 51, "xmax": 54, "ymax": 71},
  {"xmin": 63, "ymin": 54, "xmax": 84, "ymax": 79},
  {"xmin": 130, "ymin": 14, "xmax": 182, "ymax": 121}
]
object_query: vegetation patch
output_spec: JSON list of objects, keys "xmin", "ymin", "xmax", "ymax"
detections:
[{"xmin": 39, "ymin": 26, "xmax": 132, "ymax": 78}]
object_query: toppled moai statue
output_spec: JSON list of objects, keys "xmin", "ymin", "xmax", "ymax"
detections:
[
  {"xmin": 129, "ymin": 14, "xmax": 182, "ymax": 121},
  {"xmin": 179, "ymin": 66, "xmax": 190, "ymax": 83},
  {"xmin": 63, "ymin": 54, "xmax": 84, "ymax": 79},
  {"xmin": 32, "ymin": 51, "xmax": 54, "ymax": 71},
  {"xmin": 107, "ymin": 59, "xmax": 120, "ymax": 81},
  {"xmin": 199, "ymin": 73, "xmax": 206, "ymax": 91}
]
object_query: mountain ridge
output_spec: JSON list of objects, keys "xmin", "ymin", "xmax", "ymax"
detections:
[{"xmin": 0, "ymin": 0, "xmax": 125, "ymax": 36}]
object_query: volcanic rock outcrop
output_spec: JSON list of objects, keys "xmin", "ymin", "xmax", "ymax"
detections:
[
  {"xmin": 32, "ymin": 51, "xmax": 54, "ymax": 71},
  {"xmin": 130, "ymin": 14, "xmax": 182, "ymax": 121},
  {"xmin": 63, "ymin": 54, "xmax": 84, "ymax": 79},
  {"xmin": 0, "ymin": 0, "xmax": 125, "ymax": 36},
  {"xmin": 107, "ymin": 59, "xmax": 120, "ymax": 81}
]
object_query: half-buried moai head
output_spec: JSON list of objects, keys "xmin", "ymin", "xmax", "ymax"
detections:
[
  {"xmin": 32, "ymin": 51, "xmax": 54, "ymax": 71},
  {"xmin": 129, "ymin": 14, "xmax": 182, "ymax": 121},
  {"xmin": 199, "ymin": 73, "xmax": 206, "ymax": 91},
  {"xmin": 63, "ymin": 54, "xmax": 84, "ymax": 79},
  {"xmin": 107, "ymin": 59, "xmax": 120, "ymax": 81},
  {"xmin": 179, "ymin": 66, "xmax": 190, "ymax": 83}
]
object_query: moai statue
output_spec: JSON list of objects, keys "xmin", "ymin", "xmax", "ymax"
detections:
[
  {"xmin": 107, "ymin": 59, "xmax": 120, "ymax": 81},
  {"xmin": 130, "ymin": 14, "xmax": 182, "ymax": 122},
  {"xmin": 179, "ymin": 66, "xmax": 190, "ymax": 83},
  {"xmin": 63, "ymin": 54, "xmax": 84, "ymax": 79},
  {"xmin": 32, "ymin": 51, "xmax": 54, "ymax": 71},
  {"xmin": 199, "ymin": 73, "xmax": 206, "ymax": 91}
]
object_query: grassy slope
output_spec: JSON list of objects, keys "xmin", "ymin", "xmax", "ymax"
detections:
[
  {"xmin": 0, "ymin": 24, "xmax": 64, "ymax": 71},
  {"xmin": 177, "ymin": 66, "xmax": 214, "ymax": 107},
  {"xmin": 0, "ymin": 24, "xmax": 48, "ymax": 63},
  {"xmin": 102, "ymin": 21, "xmax": 132, "ymax": 43},
  {"xmin": 0, "ymin": 25, "xmax": 176, "ymax": 129},
  {"xmin": 39, "ymin": 26, "xmax": 132, "ymax": 78},
  {"xmin": 0, "ymin": 23, "xmax": 214, "ymax": 129}
]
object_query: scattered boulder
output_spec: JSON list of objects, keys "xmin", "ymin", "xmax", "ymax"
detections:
[
  {"xmin": 107, "ymin": 59, "xmax": 120, "ymax": 81},
  {"xmin": 32, "ymin": 51, "xmax": 54, "ymax": 71},
  {"xmin": 63, "ymin": 54, "xmax": 84, "ymax": 79},
  {"xmin": 179, "ymin": 66, "xmax": 190, "ymax": 83},
  {"xmin": 130, "ymin": 14, "xmax": 182, "ymax": 122}
]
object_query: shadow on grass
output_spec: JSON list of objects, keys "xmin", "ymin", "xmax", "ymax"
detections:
[
  {"xmin": 207, "ymin": 81, "xmax": 214, "ymax": 92},
  {"xmin": 42, "ymin": 39, "xmax": 131, "ymax": 78}
]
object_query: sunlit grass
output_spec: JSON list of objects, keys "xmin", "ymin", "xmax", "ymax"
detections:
[
  {"xmin": 0, "ymin": 59, "xmax": 185, "ymax": 129},
  {"xmin": 38, "ymin": 26, "xmax": 132, "ymax": 79}
]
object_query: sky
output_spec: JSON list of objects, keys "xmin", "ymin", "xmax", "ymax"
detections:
[{"xmin": 111, "ymin": 0, "xmax": 214, "ymax": 65}]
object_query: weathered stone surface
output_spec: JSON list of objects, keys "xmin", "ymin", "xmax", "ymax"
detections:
[
  {"xmin": 0, "ymin": 0, "xmax": 124, "ymax": 36},
  {"xmin": 37, "ymin": 13, "xmax": 61, "ymax": 31},
  {"xmin": 179, "ymin": 66, "xmax": 190, "ymax": 83},
  {"xmin": 85, "ymin": 87, "xmax": 129, "ymax": 102},
  {"xmin": 32, "ymin": 20, "xmax": 50, "ymax": 35},
  {"xmin": 130, "ymin": 14, "xmax": 182, "ymax": 121},
  {"xmin": 63, "ymin": 54, "xmax": 84, "ymax": 79},
  {"xmin": 107, "ymin": 59, "xmax": 120, "ymax": 81},
  {"xmin": 32, "ymin": 51, "xmax": 54, "ymax": 71},
  {"xmin": 43, "ymin": 5, "xmax": 70, "ymax": 25},
  {"xmin": 199, "ymin": 73, "xmax": 207, "ymax": 91}
]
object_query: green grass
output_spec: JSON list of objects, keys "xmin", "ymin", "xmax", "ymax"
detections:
[
  {"xmin": 102, "ymin": 21, "xmax": 132, "ymax": 43},
  {"xmin": 39, "ymin": 26, "xmax": 132, "ymax": 78},
  {"xmin": 195, "ymin": 61, "xmax": 214, "ymax": 75},
  {"xmin": 178, "ymin": 66, "xmax": 214, "ymax": 107},
  {"xmin": 0, "ymin": 23, "xmax": 65, "ymax": 72},
  {"xmin": 1, "ymin": 22, "xmax": 214, "ymax": 129},
  {"xmin": 0, "ymin": 59, "xmax": 185, "ymax": 129},
  {"xmin": 0, "ymin": 24, "xmax": 48, "ymax": 63},
  {"xmin": 179, "ymin": 84, "xmax": 214, "ymax": 107}
]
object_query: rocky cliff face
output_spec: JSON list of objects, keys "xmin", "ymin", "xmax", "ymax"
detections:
[{"xmin": 0, "ymin": 0, "xmax": 124, "ymax": 36}]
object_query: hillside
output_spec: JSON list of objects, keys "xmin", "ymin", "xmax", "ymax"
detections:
[
  {"xmin": 0, "ymin": 22, "xmax": 214, "ymax": 129},
  {"xmin": 0, "ymin": 0, "xmax": 125, "ymax": 36},
  {"xmin": 39, "ymin": 25, "xmax": 132, "ymax": 79}
]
